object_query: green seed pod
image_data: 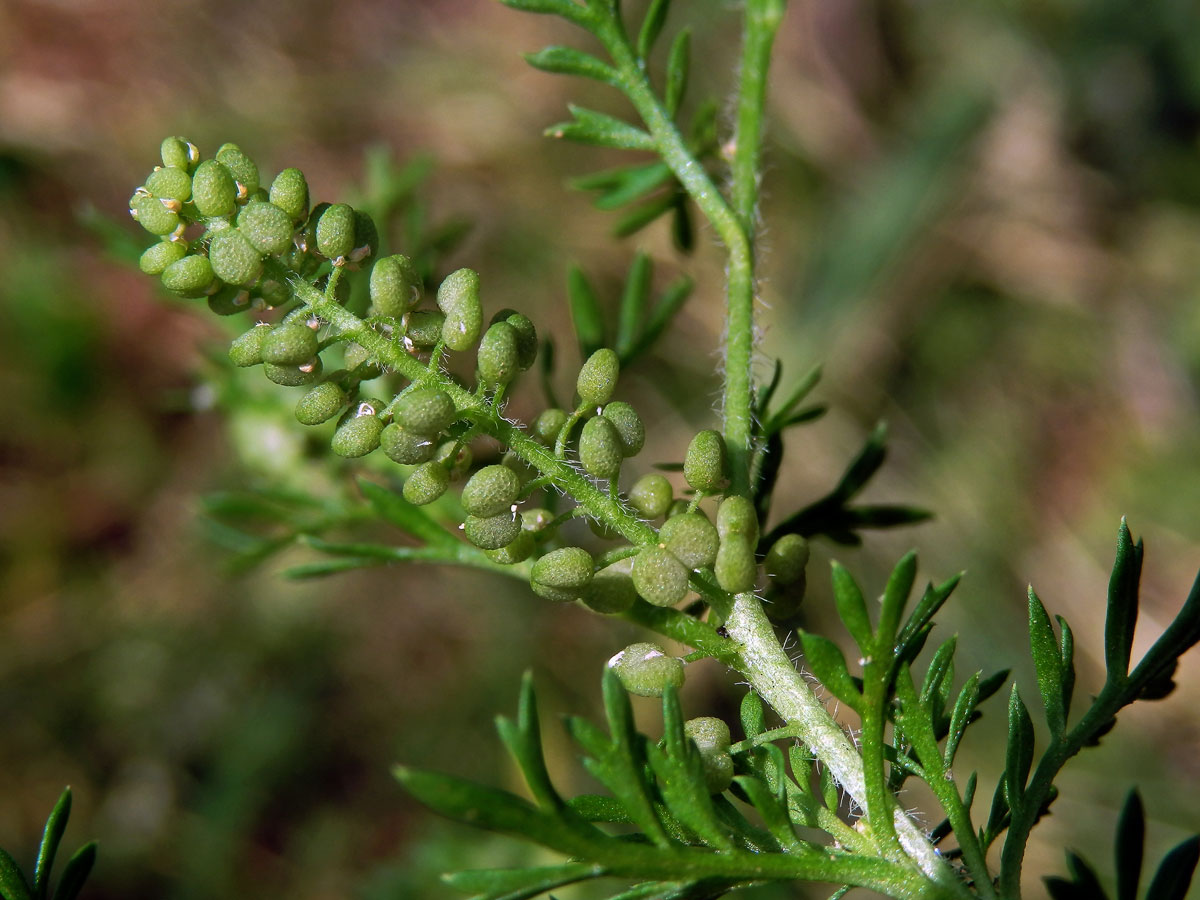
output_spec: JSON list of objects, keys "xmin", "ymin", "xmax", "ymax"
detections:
[
  {"xmin": 191, "ymin": 159, "xmax": 237, "ymax": 217},
  {"xmin": 765, "ymin": 575, "xmax": 807, "ymax": 623},
  {"xmin": 715, "ymin": 535, "xmax": 756, "ymax": 594},
  {"xmin": 579, "ymin": 416, "xmax": 623, "ymax": 481},
  {"xmin": 208, "ymin": 227, "xmax": 263, "ymax": 286},
  {"xmin": 349, "ymin": 209, "xmax": 379, "ymax": 264},
  {"xmin": 533, "ymin": 408, "xmax": 568, "ymax": 446},
  {"xmin": 607, "ymin": 642, "xmax": 684, "ymax": 698},
  {"xmin": 161, "ymin": 136, "xmax": 199, "ymax": 171},
  {"xmin": 160, "ymin": 254, "xmax": 215, "ymax": 297},
  {"xmin": 264, "ymin": 356, "xmax": 322, "ymax": 386},
  {"xmin": 145, "ymin": 166, "xmax": 192, "ymax": 202},
  {"xmin": 370, "ymin": 254, "xmax": 421, "ymax": 318},
  {"xmin": 588, "ymin": 516, "xmax": 622, "ymax": 541},
  {"xmin": 215, "ymin": 143, "xmax": 260, "ymax": 197},
  {"xmin": 629, "ymin": 474, "xmax": 672, "ymax": 519},
  {"xmin": 683, "ymin": 717, "xmax": 734, "ymax": 793},
  {"xmin": 433, "ymin": 440, "xmax": 472, "ymax": 480},
  {"xmin": 477, "ymin": 322, "xmax": 520, "ymax": 387},
  {"xmin": 381, "ymin": 423, "xmax": 435, "ymax": 465},
  {"xmin": 269, "ymin": 167, "xmax": 309, "ymax": 223},
  {"xmin": 716, "ymin": 495, "xmax": 758, "ymax": 544},
  {"xmin": 207, "ymin": 285, "xmax": 249, "ymax": 316},
  {"xmin": 484, "ymin": 530, "xmax": 535, "ymax": 565},
  {"xmin": 530, "ymin": 547, "xmax": 594, "ymax": 602},
  {"xmin": 684, "ymin": 430, "xmax": 727, "ymax": 493},
  {"xmin": 139, "ymin": 239, "xmax": 188, "ymax": 275},
  {"xmin": 343, "ymin": 342, "xmax": 382, "ymax": 379},
  {"xmin": 464, "ymin": 511, "xmax": 522, "ymax": 551},
  {"xmin": 602, "ymin": 401, "xmax": 645, "ymax": 457},
  {"xmin": 331, "ymin": 406, "xmax": 384, "ymax": 457},
  {"xmin": 255, "ymin": 278, "xmax": 291, "ymax": 308},
  {"xmin": 658, "ymin": 513, "xmax": 719, "ymax": 570},
  {"xmin": 521, "ymin": 508, "xmax": 555, "ymax": 533},
  {"xmin": 316, "ymin": 203, "xmax": 356, "ymax": 260},
  {"xmin": 581, "ymin": 564, "xmax": 637, "ymax": 615},
  {"xmin": 489, "ymin": 308, "xmax": 537, "ymax": 370},
  {"xmin": 295, "ymin": 382, "xmax": 347, "ymax": 425},
  {"xmin": 261, "ymin": 323, "xmax": 319, "ymax": 366},
  {"xmin": 437, "ymin": 268, "xmax": 483, "ymax": 352},
  {"xmin": 632, "ymin": 546, "xmax": 690, "ymax": 607},
  {"xmin": 666, "ymin": 499, "xmax": 693, "ymax": 519},
  {"xmin": 576, "ymin": 348, "xmax": 619, "ymax": 408},
  {"xmin": 229, "ymin": 323, "xmax": 273, "ymax": 367},
  {"xmin": 764, "ymin": 534, "xmax": 809, "ymax": 585},
  {"xmin": 130, "ymin": 193, "xmax": 180, "ymax": 235},
  {"xmin": 404, "ymin": 461, "xmax": 450, "ymax": 505},
  {"xmin": 404, "ymin": 310, "xmax": 446, "ymax": 348},
  {"xmin": 501, "ymin": 450, "xmax": 537, "ymax": 486},
  {"xmin": 394, "ymin": 387, "xmax": 457, "ymax": 436},
  {"xmin": 301, "ymin": 202, "xmax": 330, "ymax": 254},
  {"xmin": 237, "ymin": 201, "xmax": 293, "ymax": 256},
  {"xmin": 461, "ymin": 465, "xmax": 521, "ymax": 518}
]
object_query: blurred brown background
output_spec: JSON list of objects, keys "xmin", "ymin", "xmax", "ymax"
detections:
[{"xmin": 1, "ymin": 0, "xmax": 1198, "ymax": 897}]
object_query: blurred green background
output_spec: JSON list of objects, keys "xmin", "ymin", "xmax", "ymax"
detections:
[{"xmin": 1, "ymin": 0, "xmax": 1198, "ymax": 897}]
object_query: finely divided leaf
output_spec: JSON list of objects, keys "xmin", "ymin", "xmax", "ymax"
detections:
[
  {"xmin": 1144, "ymin": 835, "xmax": 1200, "ymax": 900},
  {"xmin": 0, "ymin": 848, "xmax": 32, "ymax": 900},
  {"xmin": 829, "ymin": 562, "xmax": 872, "ymax": 654},
  {"xmin": 359, "ymin": 478, "xmax": 455, "ymax": 546},
  {"xmin": 567, "ymin": 266, "xmax": 606, "ymax": 356},
  {"xmin": 1104, "ymin": 520, "xmax": 1144, "ymax": 683},
  {"xmin": 34, "ymin": 789, "xmax": 71, "ymax": 900},
  {"xmin": 1028, "ymin": 588, "xmax": 1066, "ymax": 735},
  {"xmin": 944, "ymin": 672, "xmax": 981, "ymax": 767},
  {"xmin": 48, "ymin": 843, "xmax": 94, "ymax": 900},
  {"xmin": 525, "ymin": 47, "xmax": 618, "ymax": 85},
  {"xmin": 664, "ymin": 29, "xmax": 691, "ymax": 117},
  {"xmin": 799, "ymin": 632, "xmax": 862, "ymax": 711},
  {"xmin": 1004, "ymin": 685, "xmax": 1035, "ymax": 809},
  {"xmin": 1114, "ymin": 790, "xmax": 1144, "ymax": 900},
  {"xmin": 878, "ymin": 551, "xmax": 917, "ymax": 652},
  {"xmin": 445, "ymin": 863, "xmax": 604, "ymax": 900},
  {"xmin": 616, "ymin": 252, "xmax": 653, "ymax": 360},
  {"xmin": 637, "ymin": 0, "xmax": 671, "ymax": 60},
  {"xmin": 547, "ymin": 105, "xmax": 656, "ymax": 151}
]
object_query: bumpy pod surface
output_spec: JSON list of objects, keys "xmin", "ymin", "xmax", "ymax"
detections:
[
  {"xmin": 437, "ymin": 268, "xmax": 483, "ymax": 352},
  {"xmin": 576, "ymin": 348, "xmax": 619, "ymax": 408},
  {"xmin": 261, "ymin": 323, "xmax": 319, "ymax": 366},
  {"xmin": 683, "ymin": 718, "xmax": 734, "ymax": 793},
  {"xmin": 139, "ymin": 240, "xmax": 187, "ymax": 275},
  {"xmin": 295, "ymin": 382, "xmax": 346, "ymax": 425},
  {"xmin": 632, "ymin": 546, "xmax": 690, "ymax": 607},
  {"xmin": 464, "ymin": 512, "xmax": 522, "ymax": 551},
  {"xmin": 207, "ymin": 285, "xmax": 248, "ymax": 317},
  {"xmin": 684, "ymin": 430, "xmax": 727, "ymax": 493},
  {"xmin": 394, "ymin": 387, "xmax": 457, "ymax": 436},
  {"xmin": 579, "ymin": 416, "xmax": 623, "ymax": 481},
  {"xmin": 461, "ymin": 465, "xmax": 521, "ymax": 518},
  {"xmin": 331, "ymin": 409, "xmax": 384, "ymax": 458},
  {"xmin": 489, "ymin": 309, "xmax": 537, "ymax": 370},
  {"xmin": 237, "ymin": 201, "xmax": 293, "ymax": 256},
  {"xmin": 629, "ymin": 474, "xmax": 673, "ymax": 519},
  {"xmin": 658, "ymin": 513, "xmax": 719, "ymax": 570},
  {"xmin": 350, "ymin": 209, "xmax": 379, "ymax": 263},
  {"xmin": 316, "ymin": 203, "xmax": 356, "ymax": 260},
  {"xmin": 264, "ymin": 357, "xmax": 322, "ymax": 386},
  {"xmin": 715, "ymin": 535, "xmax": 756, "ymax": 594},
  {"xmin": 269, "ymin": 167, "xmax": 309, "ymax": 223},
  {"xmin": 434, "ymin": 441, "xmax": 473, "ymax": 480},
  {"xmin": 229, "ymin": 324, "xmax": 272, "ymax": 367},
  {"xmin": 130, "ymin": 193, "xmax": 180, "ymax": 235},
  {"xmin": 381, "ymin": 423, "xmax": 435, "ymax": 465},
  {"xmin": 764, "ymin": 534, "xmax": 809, "ymax": 585},
  {"xmin": 533, "ymin": 408, "xmax": 568, "ymax": 446},
  {"xmin": 343, "ymin": 343, "xmax": 382, "ymax": 379},
  {"xmin": 215, "ymin": 143, "xmax": 260, "ymax": 195},
  {"xmin": 161, "ymin": 255, "xmax": 215, "ymax": 297},
  {"xmin": 161, "ymin": 136, "xmax": 198, "ymax": 171},
  {"xmin": 716, "ymin": 495, "xmax": 758, "ymax": 543},
  {"xmin": 405, "ymin": 310, "xmax": 445, "ymax": 348},
  {"xmin": 477, "ymin": 321, "xmax": 520, "ymax": 386},
  {"xmin": 765, "ymin": 575, "xmax": 807, "ymax": 623},
  {"xmin": 607, "ymin": 642, "xmax": 685, "ymax": 698},
  {"xmin": 581, "ymin": 565, "xmax": 637, "ymax": 615},
  {"xmin": 601, "ymin": 401, "xmax": 645, "ymax": 457},
  {"xmin": 530, "ymin": 547, "xmax": 594, "ymax": 602},
  {"xmin": 403, "ymin": 462, "xmax": 450, "ymax": 505},
  {"xmin": 484, "ymin": 530, "xmax": 535, "ymax": 565},
  {"xmin": 145, "ymin": 166, "xmax": 192, "ymax": 202},
  {"xmin": 208, "ymin": 228, "xmax": 263, "ymax": 286},
  {"xmin": 370, "ymin": 254, "xmax": 421, "ymax": 318},
  {"xmin": 191, "ymin": 159, "xmax": 237, "ymax": 217}
]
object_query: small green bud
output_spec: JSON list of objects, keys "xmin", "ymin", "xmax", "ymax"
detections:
[
  {"xmin": 207, "ymin": 285, "xmax": 249, "ymax": 316},
  {"xmin": 139, "ymin": 239, "xmax": 188, "ymax": 275},
  {"xmin": 381, "ymin": 423, "xmax": 435, "ymax": 465},
  {"xmin": 464, "ymin": 511, "xmax": 522, "ymax": 551},
  {"xmin": 437, "ymin": 268, "xmax": 483, "ymax": 352},
  {"xmin": 629, "ymin": 474, "xmax": 672, "ymax": 519},
  {"xmin": 160, "ymin": 254, "xmax": 215, "ymax": 297},
  {"xmin": 533, "ymin": 408, "xmax": 568, "ymax": 446},
  {"xmin": 370, "ymin": 254, "xmax": 421, "ymax": 318},
  {"xmin": 215, "ymin": 143, "xmax": 260, "ymax": 197},
  {"xmin": 461, "ymin": 465, "xmax": 521, "ymax": 518},
  {"xmin": 316, "ymin": 203, "xmax": 356, "ymax": 260},
  {"xmin": 295, "ymin": 382, "xmax": 346, "ymax": 425},
  {"xmin": 229, "ymin": 323, "xmax": 273, "ymax": 367},
  {"xmin": 578, "ymin": 416, "xmax": 623, "ymax": 481},
  {"xmin": 161, "ymin": 136, "xmax": 199, "ymax": 171},
  {"xmin": 658, "ymin": 513, "xmax": 719, "ymax": 570},
  {"xmin": 208, "ymin": 227, "xmax": 263, "ymax": 286},
  {"xmin": 683, "ymin": 717, "xmax": 734, "ymax": 793},
  {"xmin": 349, "ymin": 209, "xmax": 379, "ymax": 264},
  {"xmin": 601, "ymin": 401, "xmax": 644, "ymax": 457},
  {"xmin": 269, "ymin": 167, "xmax": 309, "ymax": 223},
  {"xmin": 264, "ymin": 357, "xmax": 322, "ymax": 386},
  {"xmin": 404, "ymin": 310, "xmax": 446, "ymax": 348},
  {"xmin": 404, "ymin": 461, "xmax": 450, "ymax": 505},
  {"xmin": 145, "ymin": 166, "xmax": 192, "ymax": 202},
  {"xmin": 607, "ymin": 642, "xmax": 684, "ymax": 698},
  {"xmin": 191, "ymin": 159, "xmax": 237, "ymax": 217},
  {"xmin": 764, "ymin": 534, "xmax": 809, "ymax": 585},
  {"xmin": 715, "ymin": 535, "xmax": 756, "ymax": 594},
  {"xmin": 237, "ymin": 201, "xmax": 293, "ymax": 256},
  {"xmin": 581, "ymin": 565, "xmax": 637, "ymax": 615},
  {"xmin": 684, "ymin": 430, "xmax": 727, "ymax": 493},
  {"xmin": 484, "ymin": 530, "xmax": 535, "ymax": 565},
  {"xmin": 530, "ymin": 547, "xmax": 594, "ymax": 602},
  {"xmin": 130, "ymin": 193, "xmax": 180, "ymax": 235},
  {"xmin": 632, "ymin": 546, "xmax": 690, "ymax": 607},
  {"xmin": 261, "ymin": 323, "xmax": 319, "ymax": 366},
  {"xmin": 489, "ymin": 308, "xmax": 537, "ymax": 370},
  {"xmin": 331, "ymin": 405, "xmax": 384, "ymax": 457},
  {"xmin": 394, "ymin": 387, "xmax": 457, "ymax": 436},
  {"xmin": 477, "ymin": 321, "xmax": 521, "ymax": 386},
  {"xmin": 433, "ymin": 440, "xmax": 473, "ymax": 480},
  {"xmin": 576, "ymin": 348, "xmax": 619, "ymax": 408},
  {"xmin": 716, "ymin": 495, "xmax": 758, "ymax": 544}
]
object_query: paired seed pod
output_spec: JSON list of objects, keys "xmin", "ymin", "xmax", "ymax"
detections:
[
  {"xmin": 607, "ymin": 642, "xmax": 684, "ymax": 698},
  {"xmin": 192, "ymin": 159, "xmax": 238, "ymax": 217},
  {"xmin": 229, "ymin": 324, "xmax": 273, "ymax": 367},
  {"xmin": 264, "ymin": 357, "xmax": 322, "ymax": 386},
  {"xmin": 601, "ymin": 401, "xmax": 644, "ymax": 457},
  {"xmin": 658, "ymin": 513, "xmax": 719, "ymax": 570},
  {"xmin": 331, "ymin": 405, "xmax": 384, "ymax": 458},
  {"xmin": 684, "ymin": 430, "xmax": 727, "ymax": 493},
  {"xmin": 629, "ymin": 474, "xmax": 673, "ymax": 519},
  {"xmin": 580, "ymin": 565, "xmax": 637, "ymax": 615},
  {"xmin": 579, "ymin": 416, "xmax": 623, "ymax": 480},
  {"xmin": 533, "ymin": 408, "xmax": 568, "ymax": 446},
  {"xmin": 269, "ymin": 167, "xmax": 309, "ymax": 223},
  {"xmin": 144, "ymin": 166, "xmax": 192, "ymax": 202},
  {"xmin": 130, "ymin": 193, "xmax": 180, "ymax": 236},
  {"xmin": 295, "ymin": 382, "xmax": 347, "ymax": 425},
  {"xmin": 208, "ymin": 227, "xmax": 263, "ymax": 286},
  {"xmin": 261, "ymin": 323, "xmax": 319, "ymax": 366},
  {"xmin": 393, "ymin": 387, "xmax": 457, "ymax": 436},
  {"xmin": 632, "ymin": 546, "xmax": 690, "ymax": 607},
  {"xmin": 139, "ymin": 239, "xmax": 187, "ymax": 275},
  {"xmin": 765, "ymin": 534, "xmax": 809, "ymax": 585},
  {"xmin": 315, "ymin": 203, "xmax": 356, "ymax": 260},
  {"xmin": 530, "ymin": 547, "xmax": 594, "ymax": 602},
  {"xmin": 403, "ymin": 461, "xmax": 450, "ymax": 505},
  {"xmin": 381, "ymin": 423, "xmax": 435, "ymax": 465},
  {"xmin": 237, "ymin": 201, "xmax": 294, "ymax": 256},
  {"xmin": 461, "ymin": 465, "xmax": 521, "ymax": 518},
  {"xmin": 484, "ymin": 530, "xmax": 535, "ymax": 565},
  {"xmin": 683, "ymin": 717, "xmax": 734, "ymax": 793},
  {"xmin": 477, "ymin": 321, "xmax": 520, "ymax": 386},
  {"xmin": 161, "ymin": 255, "xmax": 215, "ymax": 297},
  {"xmin": 160, "ymin": 136, "xmax": 199, "ymax": 171},
  {"xmin": 577, "ymin": 348, "xmax": 619, "ymax": 408},
  {"xmin": 464, "ymin": 511, "xmax": 522, "ymax": 551},
  {"xmin": 716, "ymin": 495, "xmax": 758, "ymax": 544},
  {"xmin": 215, "ymin": 143, "xmax": 260, "ymax": 197},
  {"xmin": 370, "ymin": 254, "xmax": 421, "ymax": 318},
  {"xmin": 405, "ymin": 310, "xmax": 446, "ymax": 348},
  {"xmin": 489, "ymin": 309, "xmax": 537, "ymax": 370},
  {"xmin": 715, "ymin": 535, "xmax": 756, "ymax": 594},
  {"xmin": 436, "ymin": 268, "xmax": 483, "ymax": 352}
]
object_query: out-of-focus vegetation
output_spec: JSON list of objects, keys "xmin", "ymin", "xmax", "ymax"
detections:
[{"xmin": 0, "ymin": 0, "xmax": 1197, "ymax": 897}]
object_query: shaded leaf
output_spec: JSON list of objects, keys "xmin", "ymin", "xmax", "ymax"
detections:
[
  {"xmin": 1144, "ymin": 835, "xmax": 1200, "ymax": 900},
  {"xmin": 616, "ymin": 252, "xmax": 653, "ymax": 360},
  {"xmin": 359, "ymin": 478, "xmax": 455, "ymax": 546},
  {"xmin": 624, "ymin": 275, "xmax": 693, "ymax": 363},
  {"xmin": 664, "ymin": 29, "xmax": 690, "ymax": 117},
  {"xmin": 1104, "ymin": 520, "xmax": 1144, "ymax": 683},
  {"xmin": 502, "ymin": 0, "xmax": 591, "ymax": 25},
  {"xmin": 799, "ymin": 632, "xmax": 862, "ymax": 711},
  {"xmin": 1115, "ymin": 790, "xmax": 1144, "ymax": 900},
  {"xmin": 944, "ymin": 672, "xmax": 981, "ymax": 768},
  {"xmin": 445, "ymin": 863, "xmax": 604, "ymax": 900},
  {"xmin": 48, "ymin": 842, "xmax": 94, "ymax": 900},
  {"xmin": 1028, "ymin": 588, "xmax": 1065, "ymax": 735},
  {"xmin": 829, "ymin": 562, "xmax": 872, "ymax": 654},
  {"xmin": 878, "ymin": 551, "xmax": 917, "ymax": 651},
  {"xmin": 0, "ymin": 848, "xmax": 32, "ymax": 900},
  {"xmin": 567, "ymin": 266, "xmax": 606, "ymax": 356},
  {"xmin": 34, "ymin": 789, "xmax": 71, "ymax": 900},
  {"xmin": 1005, "ymin": 686, "xmax": 1035, "ymax": 809},
  {"xmin": 637, "ymin": 0, "xmax": 671, "ymax": 60},
  {"xmin": 525, "ymin": 46, "xmax": 618, "ymax": 85}
]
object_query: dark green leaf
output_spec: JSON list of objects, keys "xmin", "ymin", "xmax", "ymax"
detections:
[
  {"xmin": 978, "ymin": 669, "xmax": 1011, "ymax": 703},
  {"xmin": 1004, "ymin": 686, "xmax": 1034, "ymax": 809},
  {"xmin": 496, "ymin": 672, "xmax": 565, "ymax": 813},
  {"xmin": 0, "ymin": 848, "xmax": 32, "ymax": 900},
  {"xmin": 1104, "ymin": 520, "xmax": 1144, "ymax": 683},
  {"xmin": 48, "ymin": 842, "xmax": 93, "ymax": 900},
  {"xmin": 740, "ymin": 692, "xmax": 766, "ymax": 740},
  {"xmin": 502, "ymin": 0, "xmax": 591, "ymax": 25},
  {"xmin": 624, "ymin": 275, "xmax": 693, "ymax": 362},
  {"xmin": 445, "ymin": 862, "xmax": 604, "ymax": 900},
  {"xmin": 595, "ymin": 163, "xmax": 675, "ymax": 210},
  {"xmin": 770, "ymin": 364, "xmax": 822, "ymax": 422},
  {"xmin": 616, "ymin": 252, "xmax": 652, "ymax": 360},
  {"xmin": 614, "ymin": 191, "xmax": 678, "ymax": 238},
  {"xmin": 664, "ymin": 29, "xmax": 690, "ymax": 117},
  {"xmin": 755, "ymin": 360, "xmax": 785, "ymax": 420},
  {"xmin": 1144, "ymin": 835, "xmax": 1200, "ymax": 900},
  {"xmin": 569, "ymin": 793, "xmax": 632, "ymax": 823},
  {"xmin": 1028, "ymin": 588, "xmax": 1065, "ymax": 735},
  {"xmin": 283, "ymin": 557, "xmax": 382, "ymax": 579},
  {"xmin": 566, "ymin": 266, "xmax": 606, "ymax": 356},
  {"xmin": 359, "ymin": 478, "xmax": 455, "ymax": 546},
  {"xmin": 1114, "ymin": 790, "xmax": 1144, "ymax": 900},
  {"xmin": 1044, "ymin": 876, "xmax": 1092, "ymax": 900},
  {"xmin": 878, "ymin": 551, "xmax": 917, "ymax": 651},
  {"xmin": 670, "ymin": 193, "xmax": 693, "ymax": 253},
  {"xmin": 1058, "ymin": 615, "xmax": 1076, "ymax": 724},
  {"xmin": 944, "ymin": 671, "xmax": 981, "ymax": 767},
  {"xmin": 34, "ymin": 789, "xmax": 71, "ymax": 900},
  {"xmin": 895, "ymin": 574, "xmax": 961, "ymax": 669},
  {"xmin": 1066, "ymin": 851, "xmax": 1107, "ymax": 897},
  {"xmin": 919, "ymin": 637, "xmax": 957, "ymax": 713},
  {"xmin": 832, "ymin": 422, "xmax": 888, "ymax": 501},
  {"xmin": 818, "ymin": 760, "xmax": 839, "ymax": 812},
  {"xmin": 731, "ymin": 776, "xmax": 803, "ymax": 852},
  {"xmin": 547, "ymin": 105, "xmax": 656, "ymax": 151},
  {"xmin": 774, "ymin": 406, "xmax": 828, "ymax": 430},
  {"xmin": 636, "ymin": 0, "xmax": 670, "ymax": 60},
  {"xmin": 599, "ymin": 671, "xmax": 673, "ymax": 847},
  {"xmin": 799, "ymin": 632, "xmax": 862, "ymax": 711},
  {"xmin": 829, "ymin": 562, "xmax": 872, "ymax": 655},
  {"xmin": 525, "ymin": 46, "xmax": 618, "ymax": 85}
]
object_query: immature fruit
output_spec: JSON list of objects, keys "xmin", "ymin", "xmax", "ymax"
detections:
[
  {"xmin": 394, "ymin": 387, "xmax": 456, "ymax": 436},
  {"xmin": 269, "ymin": 167, "xmax": 309, "ymax": 223},
  {"xmin": 629, "ymin": 474, "xmax": 672, "ymax": 519},
  {"xmin": 484, "ymin": 530, "xmax": 535, "ymax": 565},
  {"xmin": 403, "ymin": 461, "xmax": 450, "ymax": 505},
  {"xmin": 264, "ymin": 357, "xmax": 322, "ymax": 386},
  {"xmin": 765, "ymin": 576, "xmax": 807, "ymax": 623},
  {"xmin": 461, "ymin": 465, "xmax": 521, "ymax": 518},
  {"xmin": 477, "ymin": 321, "xmax": 520, "ymax": 386},
  {"xmin": 464, "ymin": 511, "xmax": 522, "ymax": 551},
  {"xmin": 237, "ymin": 201, "xmax": 293, "ymax": 255},
  {"xmin": 370, "ymin": 254, "xmax": 421, "ymax": 318},
  {"xmin": 139, "ymin": 239, "xmax": 187, "ymax": 275},
  {"xmin": 145, "ymin": 166, "xmax": 192, "ymax": 202},
  {"xmin": 433, "ymin": 440, "xmax": 473, "ymax": 479},
  {"xmin": 161, "ymin": 136, "xmax": 199, "ymax": 171},
  {"xmin": 229, "ymin": 324, "xmax": 273, "ymax": 367},
  {"xmin": 315, "ymin": 203, "xmax": 356, "ymax": 259},
  {"xmin": 343, "ymin": 342, "xmax": 382, "ymax": 379},
  {"xmin": 632, "ymin": 546, "xmax": 690, "ymax": 607},
  {"xmin": 683, "ymin": 717, "xmax": 734, "ymax": 793},
  {"xmin": 607, "ymin": 642, "xmax": 684, "ymax": 698},
  {"xmin": 684, "ymin": 430, "xmax": 727, "ymax": 493},
  {"xmin": 521, "ymin": 508, "xmax": 555, "ymax": 533},
  {"xmin": 381, "ymin": 423, "xmax": 435, "ymax": 465},
  {"xmin": 715, "ymin": 535, "xmax": 756, "ymax": 594},
  {"xmin": 581, "ymin": 565, "xmax": 637, "ymax": 615},
  {"xmin": 215, "ymin": 143, "xmax": 260, "ymax": 196},
  {"xmin": 295, "ymin": 382, "xmax": 346, "ymax": 425},
  {"xmin": 130, "ymin": 193, "xmax": 180, "ymax": 235},
  {"xmin": 207, "ymin": 285, "xmax": 249, "ymax": 316},
  {"xmin": 658, "ymin": 513, "xmax": 719, "ymax": 570},
  {"xmin": 501, "ymin": 450, "xmax": 537, "ymax": 486},
  {"xmin": 716, "ymin": 495, "xmax": 758, "ymax": 543},
  {"xmin": 191, "ymin": 159, "xmax": 237, "ymax": 217},
  {"xmin": 579, "ymin": 416, "xmax": 623, "ymax": 481},
  {"xmin": 533, "ymin": 408, "xmax": 568, "ymax": 446},
  {"xmin": 764, "ymin": 534, "xmax": 809, "ymax": 585},
  {"xmin": 161, "ymin": 254, "xmax": 215, "ymax": 297},
  {"xmin": 437, "ymin": 268, "xmax": 483, "ymax": 352},
  {"xmin": 602, "ymin": 401, "xmax": 644, "ymax": 457},
  {"xmin": 405, "ymin": 310, "xmax": 446, "ymax": 348},
  {"xmin": 261, "ymin": 323, "xmax": 319, "ymax": 366},
  {"xmin": 577, "ymin": 348, "xmax": 619, "ymax": 407},
  {"xmin": 302, "ymin": 202, "xmax": 330, "ymax": 253},
  {"xmin": 256, "ymin": 278, "xmax": 290, "ymax": 308},
  {"xmin": 331, "ymin": 406, "xmax": 384, "ymax": 458},
  {"xmin": 530, "ymin": 547, "xmax": 594, "ymax": 602},
  {"xmin": 350, "ymin": 209, "xmax": 379, "ymax": 263},
  {"xmin": 489, "ymin": 309, "xmax": 537, "ymax": 370},
  {"xmin": 208, "ymin": 227, "xmax": 263, "ymax": 286}
]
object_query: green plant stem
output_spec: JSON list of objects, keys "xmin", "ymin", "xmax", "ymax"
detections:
[
  {"xmin": 860, "ymin": 669, "xmax": 905, "ymax": 860},
  {"xmin": 731, "ymin": 0, "xmax": 784, "ymax": 236}
]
